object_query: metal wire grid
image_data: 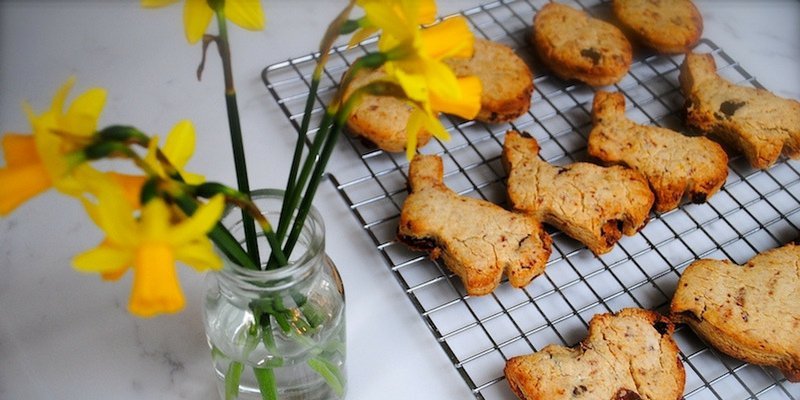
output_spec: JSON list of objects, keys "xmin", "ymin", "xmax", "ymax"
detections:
[{"xmin": 262, "ymin": 1, "xmax": 800, "ymax": 399}]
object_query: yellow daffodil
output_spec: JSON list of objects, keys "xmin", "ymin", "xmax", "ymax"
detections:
[
  {"xmin": 74, "ymin": 186, "xmax": 225, "ymax": 317},
  {"xmin": 106, "ymin": 120, "xmax": 206, "ymax": 209},
  {"xmin": 142, "ymin": 0, "xmax": 265, "ymax": 44},
  {"xmin": 352, "ymin": 0, "xmax": 482, "ymax": 159},
  {"xmin": 348, "ymin": 0, "xmax": 436, "ymax": 47},
  {"xmin": 145, "ymin": 120, "xmax": 205, "ymax": 184},
  {"xmin": 0, "ymin": 77, "xmax": 106, "ymax": 215}
]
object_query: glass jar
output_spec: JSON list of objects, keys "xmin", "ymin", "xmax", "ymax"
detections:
[{"xmin": 203, "ymin": 189, "xmax": 346, "ymax": 400}]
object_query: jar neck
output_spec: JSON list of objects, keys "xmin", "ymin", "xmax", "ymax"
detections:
[{"xmin": 216, "ymin": 189, "xmax": 326, "ymax": 298}]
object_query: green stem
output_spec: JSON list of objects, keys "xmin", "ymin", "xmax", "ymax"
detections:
[
  {"xmin": 276, "ymin": 110, "xmax": 333, "ymax": 241},
  {"xmin": 308, "ymin": 357, "xmax": 345, "ymax": 397},
  {"xmin": 174, "ymin": 194, "xmax": 258, "ymax": 270},
  {"xmin": 282, "ymin": 96, "xmax": 360, "ymax": 258},
  {"xmin": 266, "ymin": 111, "xmax": 335, "ymax": 269},
  {"xmin": 215, "ymin": 10, "xmax": 259, "ymax": 266},
  {"xmin": 275, "ymin": 75, "xmax": 320, "ymax": 246},
  {"xmin": 225, "ymin": 361, "xmax": 245, "ymax": 400},
  {"xmin": 253, "ymin": 367, "xmax": 278, "ymax": 400}
]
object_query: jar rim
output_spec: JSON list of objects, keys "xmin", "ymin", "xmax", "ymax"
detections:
[{"xmin": 219, "ymin": 188, "xmax": 325, "ymax": 282}]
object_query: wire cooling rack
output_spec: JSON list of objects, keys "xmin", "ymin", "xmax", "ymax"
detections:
[{"xmin": 262, "ymin": 0, "xmax": 800, "ymax": 398}]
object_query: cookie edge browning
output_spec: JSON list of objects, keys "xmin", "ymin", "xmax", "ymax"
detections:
[
  {"xmin": 397, "ymin": 154, "xmax": 553, "ymax": 295},
  {"xmin": 472, "ymin": 39, "xmax": 534, "ymax": 123},
  {"xmin": 343, "ymin": 66, "xmax": 433, "ymax": 153},
  {"xmin": 588, "ymin": 90, "xmax": 728, "ymax": 212},
  {"xmin": 680, "ymin": 52, "xmax": 800, "ymax": 169},
  {"xmin": 502, "ymin": 130, "xmax": 653, "ymax": 255},
  {"xmin": 679, "ymin": 52, "xmax": 775, "ymax": 168},
  {"xmin": 611, "ymin": 0, "xmax": 703, "ymax": 54},
  {"xmin": 504, "ymin": 308, "xmax": 685, "ymax": 400},
  {"xmin": 670, "ymin": 244, "xmax": 800, "ymax": 382},
  {"xmin": 532, "ymin": 2, "xmax": 633, "ymax": 87}
]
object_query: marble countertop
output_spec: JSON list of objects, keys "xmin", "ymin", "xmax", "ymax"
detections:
[{"xmin": 1, "ymin": 1, "xmax": 798, "ymax": 399}]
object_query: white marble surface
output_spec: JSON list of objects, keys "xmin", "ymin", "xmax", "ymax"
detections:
[{"xmin": 0, "ymin": 1, "xmax": 798, "ymax": 399}]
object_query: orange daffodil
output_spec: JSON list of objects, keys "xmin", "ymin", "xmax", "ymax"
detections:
[
  {"xmin": 74, "ymin": 187, "xmax": 225, "ymax": 317},
  {"xmin": 354, "ymin": 0, "xmax": 482, "ymax": 159},
  {"xmin": 1, "ymin": 78, "xmax": 222, "ymax": 317},
  {"xmin": 141, "ymin": 0, "xmax": 265, "ymax": 44},
  {"xmin": 0, "ymin": 77, "xmax": 107, "ymax": 215}
]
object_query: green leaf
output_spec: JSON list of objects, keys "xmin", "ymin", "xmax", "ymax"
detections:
[
  {"xmin": 225, "ymin": 361, "xmax": 244, "ymax": 400},
  {"xmin": 308, "ymin": 357, "xmax": 345, "ymax": 397},
  {"xmin": 253, "ymin": 367, "xmax": 278, "ymax": 400}
]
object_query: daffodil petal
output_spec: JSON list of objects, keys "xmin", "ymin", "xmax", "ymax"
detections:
[
  {"xmin": 418, "ymin": 0, "xmax": 437, "ymax": 24},
  {"xmin": 420, "ymin": 17, "xmax": 474, "ymax": 60},
  {"xmin": 347, "ymin": 26, "xmax": 378, "ymax": 48},
  {"xmin": 101, "ymin": 266, "xmax": 129, "ymax": 282},
  {"xmin": 144, "ymin": 135, "xmax": 166, "ymax": 178},
  {"xmin": 225, "ymin": 0, "xmax": 265, "ymax": 31},
  {"xmin": 183, "ymin": 0, "xmax": 214, "ymax": 44},
  {"xmin": 175, "ymin": 240, "xmax": 223, "ymax": 271},
  {"xmin": 64, "ymin": 87, "xmax": 106, "ymax": 137},
  {"xmin": 140, "ymin": 198, "xmax": 171, "ymax": 240},
  {"xmin": 390, "ymin": 65, "xmax": 429, "ymax": 103},
  {"xmin": 129, "ymin": 243, "xmax": 184, "ymax": 317},
  {"xmin": 48, "ymin": 77, "xmax": 76, "ymax": 115},
  {"xmin": 54, "ymin": 164, "xmax": 103, "ymax": 197},
  {"xmin": 72, "ymin": 244, "xmax": 133, "ymax": 274},
  {"xmin": 421, "ymin": 61, "xmax": 462, "ymax": 102},
  {"xmin": 181, "ymin": 171, "xmax": 206, "ymax": 185},
  {"xmin": 141, "ymin": 0, "xmax": 180, "ymax": 8},
  {"xmin": 0, "ymin": 163, "xmax": 51, "ymax": 215},
  {"xmin": 106, "ymin": 172, "xmax": 146, "ymax": 209},
  {"xmin": 361, "ymin": 1, "xmax": 414, "ymax": 41},
  {"xmin": 2, "ymin": 134, "xmax": 38, "ymax": 167},
  {"xmin": 91, "ymin": 183, "xmax": 140, "ymax": 245},
  {"xmin": 430, "ymin": 75, "xmax": 482, "ymax": 119},
  {"xmin": 170, "ymin": 194, "xmax": 225, "ymax": 244},
  {"xmin": 163, "ymin": 120, "xmax": 195, "ymax": 169},
  {"xmin": 405, "ymin": 108, "xmax": 424, "ymax": 160},
  {"xmin": 421, "ymin": 110, "xmax": 450, "ymax": 142}
]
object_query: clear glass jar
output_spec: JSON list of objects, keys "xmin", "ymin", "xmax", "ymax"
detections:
[{"xmin": 203, "ymin": 189, "xmax": 346, "ymax": 400}]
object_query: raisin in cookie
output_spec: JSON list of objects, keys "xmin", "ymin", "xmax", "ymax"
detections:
[
  {"xmin": 505, "ymin": 308, "xmax": 685, "ymax": 400},
  {"xmin": 532, "ymin": 2, "xmax": 632, "ymax": 86},
  {"xmin": 398, "ymin": 155, "xmax": 552, "ymax": 296},
  {"xmin": 612, "ymin": 0, "xmax": 703, "ymax": 54},
  {"xmin": 502, "ymin": 131, "xmax": 653, "ymax": 255},
  {"xmin": 588, "ymin": 91, "xmax": 728, "ymax": 212},
  {"xmin": 444, "ymin": 38, "xmax": 534, "ymax": 123},
  {"xmin": 671, "ymin": 243, "xmax": 800, "ymax": 382},
  {"xmin": 680, "ymin": 52, "xmax": 800, "ymax": 169}
]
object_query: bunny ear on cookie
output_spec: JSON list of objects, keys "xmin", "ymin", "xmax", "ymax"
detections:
[{"xmin": 505, "ymin": 308, "xmax": 684, "ymax": 400}]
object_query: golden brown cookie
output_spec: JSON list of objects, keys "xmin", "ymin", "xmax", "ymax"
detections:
[
  {"xmin": 444, "ymin": 38, "xmax": 534, "ymax": 123},
  {"xmin": 502, "ymin": 130, "xmax": 653, "ymax": 255},
  {"xmin": 612, "ymin": 0, "xmax": 703, "ymax": 54},
  {"xmin": 397, "ymin": 155, "xmax": 552, "ymax": 296},
  {"xmin": 505, "ymin": 308, "xmax": 685, "ymax": 400},
  {"xmin": 671, "ymin": 243, "xmax": 800, "ymax": 382},
  {"xmin": 532, "ymin": 2, "xmax": 632, "ymax": 86},
  {"xmin": 588, "ymin": 91, "xmax": 728, "ymax": 212},
  {"xmin": 344, "ymin": 38, "xmax": 534, "ymax": 153},
  {"xmin": 343, "ymin": 67, "xmax": 433, "ymax": 153},
  {"xmin": 680, "ymin": 52, "xmax": 800, "ymax": 169}
]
